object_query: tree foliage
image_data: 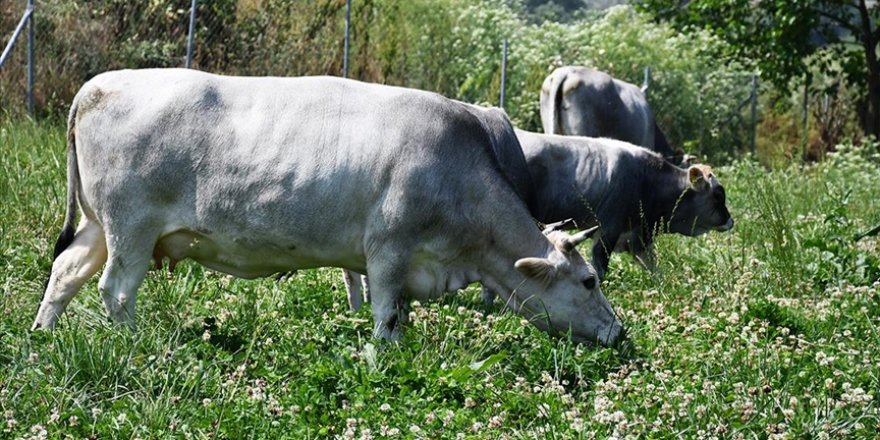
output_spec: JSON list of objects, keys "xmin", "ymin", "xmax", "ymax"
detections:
[{"xmin": 636, "ymin": 0, "xmax": 880, "ymax": 137}]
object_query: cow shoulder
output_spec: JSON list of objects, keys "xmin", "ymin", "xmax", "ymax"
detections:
[{"xmin": 462, "ymin": 106, "xmax": 538, "ymax": 213}]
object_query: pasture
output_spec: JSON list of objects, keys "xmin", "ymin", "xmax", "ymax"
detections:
[{"xmin": 1, "ymin": 119, "xmax": 878, "ymax": 438}]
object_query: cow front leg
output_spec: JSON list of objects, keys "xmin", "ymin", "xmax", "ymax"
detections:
[
  {"xmin": 481, "ymin": 285, "xmax": 497, "ymax": 306},
  {"xmin": 365, "ymin": 258, "xmax": 409, "ymax": 341},
  {"xmin": 97, "ymin": 231, "xmax": 157, "ymax": 329},
  {"xmin": 590, "ymin": 233, "xmax": 617, "ymax": 281},
  {"xmin": 634, "ymin": 242, "xmax": 658, "ymax": 273},
  {"xmin": 32, "ymin": 219, "xmax": 108, "ymax": 330}
]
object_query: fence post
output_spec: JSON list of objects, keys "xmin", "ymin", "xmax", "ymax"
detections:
[
  {"xmin": 801, "ymin": 75, "xmax": 809, "ymax": 149},
  {"xmin": 343, "ymin": 0, "xmax": 351, "ymax": 78},
  {"xmin": 642, "ymin": 66, "xmax": 650, "ymax": 95},
  {"xmin": 499, "ymin": 39, "xmax": 508, "ymax": 109},
  {"xmin": 750, "ymin": 73, "xmax": 757, "ymax": 154},
  {"xmin": 26, "ymin": 0, "xmax": 34, "ymax": 117},
  {"xmin": 185, "ymin": 0, "xmax": 197, "ymax": 68}
]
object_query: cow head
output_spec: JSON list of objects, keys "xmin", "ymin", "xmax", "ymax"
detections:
[
  {"xmin": 510, "ymin": 227, "xmax": 624, "ymax": 347},
  {"xmin": 669, "ymin": 165, "xmax": 734, "ymax": 236}
]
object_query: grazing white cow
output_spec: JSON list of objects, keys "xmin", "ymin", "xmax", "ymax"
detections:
[
  {"xmin": 33, "ymin": 69, "xmax": 624, "ymax": 346},
  {"xmin": 540, "ymin": 66, "xmax": 679, "ymax": 162}
]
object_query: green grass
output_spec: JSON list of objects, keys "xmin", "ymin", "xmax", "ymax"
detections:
[{"xmin": 1, "ymin": 119, "xmax": 879, "ymax": 439}]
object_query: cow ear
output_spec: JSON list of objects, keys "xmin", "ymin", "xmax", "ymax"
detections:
[
  {"xmin": 515, "ymin": 258, "xmax": 558, "ymax": 284},
  {"xmin": 688, "ymin": 166, "xmax": 709, "ymax": 191}
]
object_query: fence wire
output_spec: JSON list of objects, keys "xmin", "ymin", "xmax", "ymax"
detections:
[
  {"xmin": 0, "ymin": 0, "xmax": 30, "ymax": 116},
  {"xmin": 0, "ymin": 0, "xmax": 351, "ymax": 118}
]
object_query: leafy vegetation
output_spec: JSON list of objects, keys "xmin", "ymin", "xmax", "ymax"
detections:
[
  {"xmin": 1, "ymin": 1, "xmax": 751, "ymax": 161},
  {"xmin": 637, "ymin": 0, "xmax": 880, "ymax": 139},
  {"xmin": 2, "ymin": 116, "xmax": 878, "ymax": 437}
]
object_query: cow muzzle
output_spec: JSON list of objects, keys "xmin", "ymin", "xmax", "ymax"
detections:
[{"xmin": 716, "ymin": 217, "xmax": 734, "ymax": 232}]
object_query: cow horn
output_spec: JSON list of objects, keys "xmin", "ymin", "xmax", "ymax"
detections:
[
  {"xmin": 562, "ymin": 226, "xmax": 599, "ymax": 252},
  {"xmin": 542, "ymin": 218, "xmax": 576, "ymax": 235}
]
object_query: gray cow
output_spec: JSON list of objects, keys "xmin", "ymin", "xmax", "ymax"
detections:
[
  {"xmin": 540, "ymin": 66, "xmax": 678, "ymax": 161},
  {"xmin": 32, "ymin": 69, "xmax": 624, "ymax": 346},
  {"xmin": 516, "ymin": 129, "xmax": 733, "ymax": 280}
]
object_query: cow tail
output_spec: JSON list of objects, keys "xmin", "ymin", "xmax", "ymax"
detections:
[
  {"xmin": 549, "ymin": 71, "xmax": 567, "ymax": 135},
  {"xmin": 51, "ymin": 100, "xmax": 81, "ymax": 260}
]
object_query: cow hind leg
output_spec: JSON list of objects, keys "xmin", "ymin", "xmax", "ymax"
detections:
[
  {"xmin": 97, "ymin": 229, "xmax": 158, "ymax": 329},
  {"xmin": 32, "ymin": 219, "xmax": 108, "ymax": 330},
  {"xmin": 343, "ymin": 269, "xmax": 365, "ymax": 311}
]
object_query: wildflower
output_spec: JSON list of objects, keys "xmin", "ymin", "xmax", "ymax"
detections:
[
  {"xmin": 379, "ymin": 403, "xmax": 391, "ymax": 412},
  {"xmin": 27, "ymin": 424, "xmax": 48, "ymax": 440},
  {"xmin": 488, "ymin": 415, "xmax": 503, "ymax": 428},
  {"xmin": 443, "ymin": 410, "xmax": 455, "ymax": 426}
]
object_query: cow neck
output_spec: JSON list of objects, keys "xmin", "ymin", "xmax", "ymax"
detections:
[
  {"xmin": 641, "ymin": 159, "xmax": 690, "ymax": 232},
  {"xmin": 479, "ymin": 215, "xmax": 555, "ymax": 294}
]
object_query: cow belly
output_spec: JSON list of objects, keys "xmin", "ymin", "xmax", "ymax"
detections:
[{"xmin": 154, "ymin": 229, "xmax": 364, "ymax": 279}]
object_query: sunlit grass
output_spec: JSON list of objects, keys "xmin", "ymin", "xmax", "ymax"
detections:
[{"xmin": 1, "ymin": 120, "xmax": 878, "ymax": 438}]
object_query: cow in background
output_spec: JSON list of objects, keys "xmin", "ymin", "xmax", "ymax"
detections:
[{"xmin": 540, "ymin": 66, "xmax": 683, "ymax": 163}]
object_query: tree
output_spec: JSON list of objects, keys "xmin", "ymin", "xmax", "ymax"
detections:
[{"xmin": 636, "ymin": 0, "xmax": 880, "ymax": 138}]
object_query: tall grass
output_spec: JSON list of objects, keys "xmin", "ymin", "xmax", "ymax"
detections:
[{"xmin": 0, "ymin": 119, "xmax": 878, "ymax": 438}]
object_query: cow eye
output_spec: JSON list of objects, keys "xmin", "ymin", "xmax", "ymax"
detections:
[{"xmin": 582, "ymin": 276, "xmax": 596, "ymax": 290}]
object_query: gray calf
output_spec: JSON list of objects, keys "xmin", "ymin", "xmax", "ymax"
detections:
[{"xmin": 516, "ymin": 129, "xmax": 733, "ymax": 280}]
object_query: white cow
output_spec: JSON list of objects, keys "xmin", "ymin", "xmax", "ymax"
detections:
[{"xmin": 33, "ymin": 69, "xmax": 624, "ymax": 346}]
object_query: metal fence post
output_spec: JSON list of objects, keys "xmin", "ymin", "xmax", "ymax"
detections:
[
  {"xmin": 343, "ymin": 0, "xmax": 351, "ymax": 78},
  {"xmin": 185, "ymin": 0, "xmax": 197, "ymax": 68},
  {"xmin": 750, "ymin": 73, "xmax": 758, "ymax": 154},
  {"xmin": 499, "ymin": 39, "xmax": 508, "ymax": 109},
  {"xmin": 27, "ymin": 0, "xmax": 34, "ymax": 117},
  {"xmin": 802, "ymin": 76, "xmax": 809, "ymax": 148},
  {"xmin": 642, "ymin": 65, "xmax": 650, "ymax": 95}
]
